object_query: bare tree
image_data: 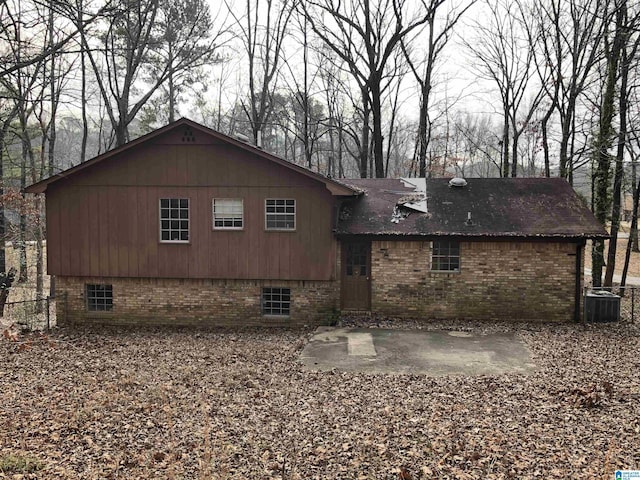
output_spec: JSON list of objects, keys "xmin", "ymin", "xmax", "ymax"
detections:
[
  {"xmin": 0, "ymin": 0, "xmax": 48, "ymax": 296},
  {"xmin": 317, "ymin": 47, "xmax": 348, "ymax": 177},
  {"xmin": 592, "ymin": 0, "xmax": 625, "ymax": 287},
  {"xmin": 0, "ymin": 0, "xmax": 110, "ymax": 81},
  {"xmin": 145, "ymin": 0, "xmax": 227, "ymax": 125},
  {"xmin": 400, "ymin": 0, "xmax": 473, "ymax": 177},
  {"xmin": 83, "ymin": 0, "xmax": 222, "ymax": 146},
  {"xmin": 227, "ymin": 0, "xmax": 294, "ymax": 144},
  {"xmin": 465, "ymin": 0, "xmax": 547, "ymax": 177},
  {"xmin": 526, "ymin": 0, "xmax": 607, "ymax": 181},
  {"xmin": 302, "ymin": 0, "xmax": 431, "ymax": 178},
  {"xmin": 604, "ymin": 0, "xmax": 639, "ymax": 287}
]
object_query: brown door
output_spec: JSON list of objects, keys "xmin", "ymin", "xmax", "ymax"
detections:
[{"xmin": 341, "ymin": 241, "xmax": 371, "ymax": 310}]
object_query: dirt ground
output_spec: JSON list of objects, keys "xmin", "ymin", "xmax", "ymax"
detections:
[
  {"xmin": 1, "ymin": 320, "xmax": 639, "ymax": 479},
  {"xmin": 584, "ymin": 237, "xmax": 640, "ymax": 278},
  {"xmin": 584, "ymin": 222, "xmax": 640, "ymax": 279}
]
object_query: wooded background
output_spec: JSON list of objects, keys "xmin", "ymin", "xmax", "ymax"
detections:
[{"xmin": 1, "ymin": 0, "xmax": 639, "ymax": 305}]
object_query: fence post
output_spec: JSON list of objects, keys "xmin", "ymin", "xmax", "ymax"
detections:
[{"xmin": 632, "ymin": 288, "xmax": 635, "ymax": 323}]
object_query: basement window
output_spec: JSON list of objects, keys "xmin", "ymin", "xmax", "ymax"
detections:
[
  {"xmin": 86, "ymin": 284, "xmax": 113, "ymax": 312},
  {"xmin": 261, "ymin": 287, "xmax": 291, "ymax": 316},
  {"xmin": 265, "ymin": 199, "xmax": 295, "ymax": 230},
  {"xmin": 213, "ymin": 198, "xmax": 244, "ymax": 229},
  {"xmin": 431, "ymin": 240, "xmax": 460, "ymax": 272},
  {"xmin": 160, "ymin": 198, "xmax": 189, "ymax": 242}
]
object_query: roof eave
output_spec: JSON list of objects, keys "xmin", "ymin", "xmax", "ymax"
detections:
[{"xmin": 335, "ymin": 231, "xmax": 609, "ymax": 240}]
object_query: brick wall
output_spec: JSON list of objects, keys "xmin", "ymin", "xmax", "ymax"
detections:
[
  {"xmin": 56, "ymin": 277, "xmax": 339, "ymax": 327},
  {"xmin": 371, "ymin": 240, "xmax": 581, "ymax": 322}
]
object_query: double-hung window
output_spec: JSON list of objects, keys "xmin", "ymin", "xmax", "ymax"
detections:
[
  {"xmin": 160, "ymin": 198, "xmax": 190, "ymax": 242},
  {"xmin": 265, "ymin": 199, "xmax": 295, "ymax": 230},
  {"xmin": 431, "ymin": 240, "xmax": 460, "ymax": 272},
  {"xmin": 213, "ymin": 199, "xmax": 243, "ymax": 229}
]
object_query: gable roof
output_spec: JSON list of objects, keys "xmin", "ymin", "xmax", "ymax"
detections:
[
  {"xmin": 25, "ymin": 118, "xmax": 359, "ymax": 196},
  {"xmin": 336, "ymin": 177, "xmax": 608, "ymax": 239}
]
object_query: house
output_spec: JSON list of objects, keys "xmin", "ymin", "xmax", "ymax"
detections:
[{"xmin": 26, "ymin": 118, "xmax": 607, "ymax": 326}]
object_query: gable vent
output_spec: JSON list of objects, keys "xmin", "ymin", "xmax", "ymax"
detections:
[{"xmin": 181, "ymin": 127, "xmax": 196, "ymax": 143}]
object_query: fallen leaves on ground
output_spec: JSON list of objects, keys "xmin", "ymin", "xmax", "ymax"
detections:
[{"xmin": 1, "ymin": 320, "xmax": 639, "ymax": 479}]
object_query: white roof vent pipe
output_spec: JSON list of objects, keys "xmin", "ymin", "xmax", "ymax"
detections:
[
  {"xmin": 449, "ymin": 177, "xmax": 468, "ymax": 187},
  {"xmin": 257, "ymin": 130, "xmax": 263, "ymax": 149}
]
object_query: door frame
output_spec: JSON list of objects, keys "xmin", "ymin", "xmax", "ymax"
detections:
[{"xmin": 340, "ymin": 239, "xmax": 372, "ymax": 311}]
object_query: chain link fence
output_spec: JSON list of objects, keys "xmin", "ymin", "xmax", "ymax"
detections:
[
  {"xmin": 1, "ymin": 297, "xmax": 55, "ymax": 331},
  {"xmin": 1, "ymin": 284, "xmax": 56, "ymax": 331}
]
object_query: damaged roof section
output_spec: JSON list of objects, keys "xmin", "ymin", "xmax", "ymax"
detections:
[
  {"xmin": 399, "ymin": 178, "xmax": 428, "ymax": 213},
  {"xmin": 336, "ymin": 177, "xmax": 608, "ymax": 239}
]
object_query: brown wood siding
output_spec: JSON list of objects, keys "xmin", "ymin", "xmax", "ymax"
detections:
[{"xmin": 45, "ymin": 139, "xmax": 337, "ymax": 281}]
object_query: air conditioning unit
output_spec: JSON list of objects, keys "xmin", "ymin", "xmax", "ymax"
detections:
[{"xmin": 584, "ymin": 291, "xmax": 621, "ymax": 322}]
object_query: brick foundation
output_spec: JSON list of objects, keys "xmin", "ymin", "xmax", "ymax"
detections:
[
  {"xmin": 370, "ymin": 240, "xmax": 581, "ymax": 322},
  {"xmin": 56, "ymin": 277, "xmax": 339, "ymax": 327},
  {"xmin": 55, "ymin": 240, "xmax": 583, "ymax": 326}
]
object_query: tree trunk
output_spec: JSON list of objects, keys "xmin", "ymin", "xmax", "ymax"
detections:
[
  {"xmin": 77, "ymin": 0, "xmax": 88, "ymax": 163},
  {"xmin": 0, "ymin": 268, "xmax": 16, "ymax": 317},
  {"xmin": 19, "ymin": 138, "xmax": 28, "ymax": 284},
  {"xmin": 359, "ymin": 88, "xmax": 370, "ymax": 178},
  {"xmin": 48, "ymin": 0, "xmax": 56, "ymax": 176},
  {"xmin": 371, "ymin": 80, "xmax": 384, "ymax": 178},
  {"xmin": 621, "ymin": 177, "xmax": 640, "ymax": 289},
  {"xmin": 0, "ymin": 122, "xmax": 9, "ymax": 275},
  {"xmin": 592, "ymin": 1, "xmax": 624, "ymax": 287},
  {"xmin": 510, "ymin": 132, "xmax": 518, "ymax": 177},
  {"xmin": 35, "ymin": 196, "xmax": 44, "ymax": 313},
  {"xmin": 502, "ymin": 107, "xmax": 509, "ymax": 178},
  {"xmin": 168, "ymin": 40, "xmax": 175, "ymax": 123},
  {"xmin": 603, "ymin": 1, "xmax": 628, "ymax": 288},
  {"xmin": 559, "ymin": 121, "xmax": 571, "ymax": 179},
  {"xmin": 632, "ymin": 160, "xmax": 640, "ymax": 251},
  {"xmin": 541, "ymin": 111, "xmax": 552, "ymax": 177},
  {"xmin": 417, "ymin": 91, "xmax": 428, "ymax": 177}
]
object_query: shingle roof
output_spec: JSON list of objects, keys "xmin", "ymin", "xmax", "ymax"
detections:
[{"xmin": 335, "ymin": 177, "xmax": 608, "ymax": 239}]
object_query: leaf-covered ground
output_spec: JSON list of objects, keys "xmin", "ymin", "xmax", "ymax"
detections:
[{"xmin": 1, "ymin": 320, "xmax": 639, "ymax": 479}]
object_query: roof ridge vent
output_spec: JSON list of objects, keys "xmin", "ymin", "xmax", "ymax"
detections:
[{"xmin": 449, "ymin": 177, "xmax": 468, "ymax": 188}]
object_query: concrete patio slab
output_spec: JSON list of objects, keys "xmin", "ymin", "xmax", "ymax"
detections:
[{"xmin": 300, "ymin": 327, "xmax": 536, "ymax": 376}]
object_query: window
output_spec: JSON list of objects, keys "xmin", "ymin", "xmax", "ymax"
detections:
[
  {"xmin": 345, "ymin": 243, "xmax": 368, "ymax": 276},
  {"xmin": 160, "ymin": 198, "xmax": 189, "ymax": 242},
  {"xmin": 265, "ymin": 199, "xmax": 295, "ymax": 230},
  {"xmin": 262, "ymin": 287, "xmax": 291, "ymax": 316},
  {"xmin": 86, "ymin": 284, "xmax": 113, "ymax": 312},
  {"xmin": 213, "ymin": 199, "xmax": 243, "ymax": 229},
  {"xmin": 431, "ymin": 240, "xmax": 460, "ymax": 272}
]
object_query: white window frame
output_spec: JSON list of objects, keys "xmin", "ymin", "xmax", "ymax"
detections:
[
  {"xmin": 213, "ymin": 198, "xmax": 244, "ymax": 230},
  {"xmin": 159, "ymin": 198, "xmax": 190, "ymax": 243},
  {"xmin": 431, "ymin": 239, "xmax": 461, "ymax": 272},
  {"xmin": 265, "ymin": 199, "xmax": 296, "ymax": 231}
]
